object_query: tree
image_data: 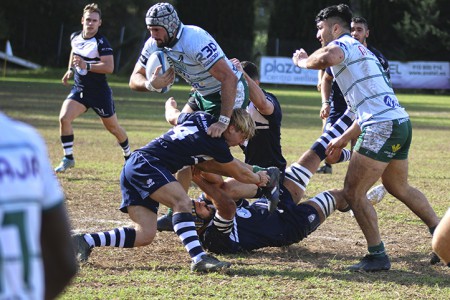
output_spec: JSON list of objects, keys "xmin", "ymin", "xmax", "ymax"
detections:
[{"xmin": 177, "ymin": 0, "xmax": 254, "ymax": 61}]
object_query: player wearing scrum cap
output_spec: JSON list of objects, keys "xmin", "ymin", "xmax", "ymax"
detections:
[
  {"xmin": 129, "ymin": 2, "xmax": 249, "ymax": 138},
  {"xmin": 129, "ymin": 2, "xmax": 253, "ymax": 228}
]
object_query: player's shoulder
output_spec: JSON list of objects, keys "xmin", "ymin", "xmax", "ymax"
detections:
[
  {"xmin": 179, "ymin": 25, "xmax": 217, "ymax": 47},
  {"xmin": 70, "ymin": 30, "xmax": 82, "ymax": 41},
  {"xmin": 0, "ymin": 114, "xmax": 44, "ymax": 148}
]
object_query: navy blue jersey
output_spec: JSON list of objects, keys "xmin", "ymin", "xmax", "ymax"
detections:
[
  {"xmin": 137, "ymin": 112, "xmax": 234, "ymax": 174},
  {"xmin": 70, "ymin": 31, "xmax": 113, "ymax": 90},
  {"xmin": 201, "ymin": 186, "xmax": 321, "ymax": 254},
  {"xmin": 242, "ymin": 90, "xmax": 286, "ymax": 177},
  {"xmin": 367, "ymin": 45, "xmax": 390, "ymax": 80}
]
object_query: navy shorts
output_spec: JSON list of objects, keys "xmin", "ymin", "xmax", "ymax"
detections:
[
  {"xmin": 119, "ymin": 151, "xmax": 177, "ymax": 214},
  {"xmin": 66, "ymin": 86, "xmax": 116, "ymax": 118}
]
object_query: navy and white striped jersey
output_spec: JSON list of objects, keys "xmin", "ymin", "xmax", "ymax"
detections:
[
  {"xmin": 70, "ymin": 30, "xmax": 113, "ymax": 90},
  {"xmin": 137, "ymin": 112, "xmax": 234, "ymax": 174},
  {"xmin": 201, "ymin": 187, "xmax": 321, "ymax": 254},
  {"xmin": 242, "ymin": 90, "xmax": 286, "ymax": 177}
]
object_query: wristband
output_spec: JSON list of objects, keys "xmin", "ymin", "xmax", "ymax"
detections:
[
  {"xmin": 145, "ymin": 80, "xmax": 156, "ymax": 92},
  {"xmin": 218, "ymin": 115, "xmax": 230, "ymax": 126},
  {"xmin": 322, "ymin": 100, "xmax": 330, "ymax": 105},
  {"xmin": 86, "ymin": 63, "xmax": 91, "ymax": 71},
  {"xmin": 298, "ymin": 59, "xmax": 307, "ymax": 69},
  {"xmin": 252, "ymin": 165, "xmax": 267, "ymax": 173}
]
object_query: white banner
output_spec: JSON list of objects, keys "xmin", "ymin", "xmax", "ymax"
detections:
[
  {"xmin": 389, "ymin": 61, "xmax": 449, "ymax": 89},
  {"xmin": 259, "ymin": 56, "xmax": 449, "ymax": 90},
  {"xmin": 259, "ymin": 56, "xmax": 318, "ymax": 86}
]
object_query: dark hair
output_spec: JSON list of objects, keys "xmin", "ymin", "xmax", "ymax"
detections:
[
  {"xmin": 241, "ymin": 61, "xmax": 259, "ymax": 81},
  {"xmin": 315, "ymin": 4, "xmax": 352, "ymax": 30},
  {"xmin": 351, "ymin": 16, "xmax": 369, "ymax": 30}
]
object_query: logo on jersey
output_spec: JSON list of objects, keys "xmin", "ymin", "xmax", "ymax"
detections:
[
  {"xmin": 391, "ymin": 144, "xmax": 401, "ymax": 153},
  {"xmin": 383, "ymin": 95, "xmax": 400, "ymax": 108},
  {"xmin": 146, "ymin": 178, "xmax": 155, "ymax": 188},
  {"xmin": 236, "ymin": 207, "xmax": 252, "ymax": 218}
]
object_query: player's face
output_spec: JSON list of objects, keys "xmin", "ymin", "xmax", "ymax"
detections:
[
  {"xmin": 351, "ymin": 22, "xmax": 369, "ymax": 44},
  {"xmin": 148, "ymin": 26, "xmax": 170, "ymax": 47},
  {"xmin": 194, "ymin": 201, "xmax": 214, "ymax": 220},
  {"xmin": 223, "ymin": 126, "xmax": 247, "ymax": 147},
  {"xmin": 316, "ymin": 20, "xmax": 334, "ymax": 47},
  {"xmin": 81, "ymin": 12, "xmax": 101, "ymax": 38}
]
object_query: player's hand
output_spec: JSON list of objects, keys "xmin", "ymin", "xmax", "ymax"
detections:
[
  {"xmin": 149, "ymin": 66, "xmax": 175, "ymax": 90},
  {"xmin": 61, "ymin": 70, "xmax": 72, "ymax": 86},
  {"xmin": 256, "ymin": 171, "xmax": 269, "ymax": 187},
  {"xmin": 207, "ymin": 121, "xmax": 228, "ymax": 138},
  {"xmin": 326, "ymin": 136, "xmax": 348, "ymax": 156},
  {"xmin": 320, "ymin": 104, "xmax": 330, "ymax": 119},
  {"xmin": 292, "ymin": 49, "xmax": 309, "ymax": 67},
  {"xmin": 230, "ymin": 58, "xmax": 243, "ymax": 72}
]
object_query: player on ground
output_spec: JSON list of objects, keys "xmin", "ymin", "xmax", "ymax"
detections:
[{"xmin": 72, "ymin": 107, "xmax": 278, "ymax": 272}]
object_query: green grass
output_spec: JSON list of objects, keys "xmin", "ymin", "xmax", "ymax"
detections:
[{"xmin": 1, "ymin": 69, "xmax": 449, "ymax": 300}]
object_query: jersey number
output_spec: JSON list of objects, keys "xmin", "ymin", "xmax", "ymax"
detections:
[
  {"xmin": 0, "ymin": 211, "xmax": 31, "ymax": 292},
  {"xmin": 169, "ymin": 125, "xmax": 199, "ymax": 141}
]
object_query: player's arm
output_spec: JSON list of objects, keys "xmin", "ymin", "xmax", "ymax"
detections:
[
  {"xmin": 230, "ymin": 58, "xmax": 274, "ymax": 115},
  {"xmin": 317, "ymin": 69, "xmax": 324, "ymax": 92},
  {"xmin": 90, "ymin": 54, "xmax": 114, "ymax": 74},
  {"xmin": 320, "ymin": 71, "xmax": 333, "ymax": 119},
  {"xmin": 62, "ymin": 50, "xmax": 74, "ymax": 86},
  {"xmin": 165, "ymin": 97, "xmax": 181, "ymax": 125},
  {"xmin": 293, "ymin": 44, "xmax": 344, "ymax": 70},
  {"xmin": 197, "ymin": 159, "xmax": 268, "ymax": 187},
  {"xmin": 207, "ymin": 58, "xmax": 238, "ymax": 137},
  {"xmin": 41, "ymin": 202, "xmax": 77, "ymax": 300},
  {"xmin": 72, "ymin": 54, "xmax": 114, "ymax": 74},
  {"xmin": 129, "ymin": 62, "xmax": 149, "ymax": 92},
  {"xmin": 192, "ymin": 169, "xmax": 236, "ymax": 220}
]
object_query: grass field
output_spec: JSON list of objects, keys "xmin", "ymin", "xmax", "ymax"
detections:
[{"xmin": 1, "ymin": 70, "xmax": 450, "ymax": 299}]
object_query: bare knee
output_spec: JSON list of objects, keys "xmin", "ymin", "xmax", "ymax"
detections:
[
  {"xmin": 59, "ymin": 114, "xmax": 72, "ymax": 127},
  {"xmin": 134, "ymin": 226, "xmax": 156, "ymax": 247}
]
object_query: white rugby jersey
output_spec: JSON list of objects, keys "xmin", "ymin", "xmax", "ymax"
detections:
[
  {"xmin": 0, "ymin": 112, "xmax": 64, "ymax": 299},
  {"xmin": 330, "ymin": 34, "xmax": 408, "ymax": 128},
  {"xmin": 139, "ymin": 24, "xmax": 242, "ymax": 96}
]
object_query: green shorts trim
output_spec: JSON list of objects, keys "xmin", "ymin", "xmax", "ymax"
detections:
[
  {"xmin": 191, "ymin": 75, "xmax": 249, "ymax": 118},
  {"xmin": 354, "ymin": 118, "xmax": 412, "ymax": 162}
]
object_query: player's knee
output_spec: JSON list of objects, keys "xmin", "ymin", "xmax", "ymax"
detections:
[{"xmin": 135, "ymin": 227, "xmax": 156, "ymax": 246}]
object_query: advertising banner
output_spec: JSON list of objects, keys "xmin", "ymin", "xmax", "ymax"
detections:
[{"xmin": 259, "ymin": 56, "xmax": 449, "ymax": 89}]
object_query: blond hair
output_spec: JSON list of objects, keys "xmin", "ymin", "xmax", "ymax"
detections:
[
  {"xmin": 229, "ymin": 108, "xmax": 255, "ymax": 140},
  {"xmin": 83, "ymin": 3, "xmax": 102, "ymax": 18}
]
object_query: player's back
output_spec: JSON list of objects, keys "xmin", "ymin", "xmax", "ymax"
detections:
[{"xmin": 0, "ymin": 113, "xmax": 63, "ymax": 299}]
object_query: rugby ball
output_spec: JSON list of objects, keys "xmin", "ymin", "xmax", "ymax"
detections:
[{"xmin": 145, "ymin": 51, "xmax": 174, "ymax": 93}]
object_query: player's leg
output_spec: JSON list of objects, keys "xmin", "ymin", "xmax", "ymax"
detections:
[
  {"xmin": 382, "ymin": 159, "xmax": 439, "ymax": 231},
  {"xmin": 55, "ymin": 98, "xmax": 86, "ymax": 172},
  {"xmin": 286, "ymin": 109, "xmax": 355, "ymax": 203},
  {"xmin": 100, "ymin": 113, "xmax": 131, "ymax": 159},
  {"xmin": 157, "ymin": 166, "xmax": 193, "ymax": 232},
  {"xmin": 72, "ymin": 205, "xmax": 155, "ymax": 262},
  {"xmin": 151, "ymin": 181, "xmax": 231, "ymax": 272},
  {"xmin": 342, "ymin": 152, "xmax": 391, "ymax": 271},
  {"xmin": 432, "ymin": 208, "xmax": 450, "ymax": 266}
]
